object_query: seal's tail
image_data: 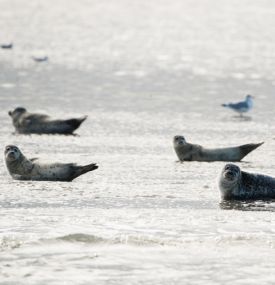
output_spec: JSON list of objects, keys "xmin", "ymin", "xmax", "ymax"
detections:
[
  {"xmin": 65, "ymin": 116, "xmax": 87, "ymax": 131},
  {"xmin": 71, "ymin": 163, "xmax": 98, "ymax": 181},
  {"xmin": 239, "ymin": 142, "xmax": 264, "ymax": 160},
  {"xmin": 80, "ymin": 163, "xmax": 99, "ymax": 174}
]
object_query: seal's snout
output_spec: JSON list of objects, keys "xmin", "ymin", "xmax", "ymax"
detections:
[
  {"xmin": 5, "ymin": 145, "xmax": 20, "ymax": 161},
  {"xmin": 8, "ymin": 111, "xmax": 12, "ymax": 116},
  {"xmin": 7, "ymin": 151, "xmax": 16, "ymax": 159},
  {"xmin": 174, "ymin": 135, "xmax": 186, "ymax": 145},
  {"xmin": 5, "ymin": 149, "xmax": 16, "ymax": 161},
  {"xmin": 224, "ymin": 170, "xmax": 235, "ymax": 180}
]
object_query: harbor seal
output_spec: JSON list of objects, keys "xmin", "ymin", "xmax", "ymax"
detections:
[
  {"xmin": 4, "ymin": 145, "xmax": 98, "ymax": 182},
  {"xmin": 9, "ymin": 107, "xmax": 87, "ymax": 134},
  {"xmin": 173, "ymin": 136, "xmax": 263, "ymax": 162},
  {"xmin": 219, "ymin": 163, "xmax": 275, "ymax": 200}
]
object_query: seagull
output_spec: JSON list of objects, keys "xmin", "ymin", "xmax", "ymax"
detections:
[
  {"xmin": 1, "ymin": 43, "xmax": 13, "ymax": 49},
  {"xmin": 222, "ymin": 95, "xmax": 254, "ymax": 116},
  {"xmin": 31, "ymin": 56, "xmax": 48, "ymax": 62}
]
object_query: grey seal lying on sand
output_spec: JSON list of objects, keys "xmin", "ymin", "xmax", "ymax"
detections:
[
  {"xmin": 173, "ymin": 136, "xmax": 263, "ymax": 162},
  {"xmin": 219, "ymin": 163, "xmax": 275, "ymax": 200},
  {"xmin": 9, "ymin": 107, "xmax": 87, "ymax": 134},
  {"xmin": 5, "ymin": 145, "xmax": 98, "ymax": 182}
]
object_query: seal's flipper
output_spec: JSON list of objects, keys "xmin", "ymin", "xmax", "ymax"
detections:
[
  {"xmin": 70, "ymin": 163, "xmax": 98, "ymax": 181},
  {"xmin": 239, "ymin": 142, "xmax": 264, "ymax": 160},
  {"xmin": 65, "ymin": 116, "xmax": 87, "ymax": 131}
]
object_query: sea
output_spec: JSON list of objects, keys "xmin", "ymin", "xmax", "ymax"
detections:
[{"xmin": 1, "ymin": 0, "xmax": 275, "ymax": 284}]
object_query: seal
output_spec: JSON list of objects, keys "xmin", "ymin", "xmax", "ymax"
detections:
[
  {"xmin": 218, "ymin": 163, "xmax": 275, "ymax": 200},
  {"xmin": 173, "ymin": 136, "xmax": 263, "ymax": 162},
  {"xmin": 4, "ymin": 145, "xmax": 98, "ymax": 182},
  {"xmin": 8, "ymin": 107, "xmax": 87, "ymax": 134}
]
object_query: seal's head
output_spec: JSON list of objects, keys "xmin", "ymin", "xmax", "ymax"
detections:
[
  {"xmin": 173, "ymin": 136, "xmax": 187, "ymax": 146},
  {"xmin": 222, "ymin": 163, "xmax": 241, "ymax": 182},
  {"xmin": 8, "ymin": 107, "xmax": 27, "ymax": 118},
  {"xmin": 4, "ymin": 145, "xmax": 22, "ymax": 162},
  {"xmin": 219, "ymin": 163, "xmax": 241, "ymax": 200}
]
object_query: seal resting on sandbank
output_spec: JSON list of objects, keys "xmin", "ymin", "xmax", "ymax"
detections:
[
  {"xmin": 9, "ymin": 107, "xmax": 87, "ymax": 135},
  {"xmin": 219, "ymin": 163, "xmax": 275, "ymax": 200},
  {"xmin": 4, "ymin": 145, "xmax": 98, "ymax": 182},
  {"xmin": 173, "ymin": 136, "xmax": 263, "ymax": 162}
]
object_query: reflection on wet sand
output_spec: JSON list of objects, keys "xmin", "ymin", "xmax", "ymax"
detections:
[
  {"xmin": 232, "ymin": 115, "xmax": 253, "ymax": 122},
  {"xmin": 220, "ymin": 199, "xmax": 275, "ymax": 211}
]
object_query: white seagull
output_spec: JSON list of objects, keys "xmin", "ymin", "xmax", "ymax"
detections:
[{"xmin": 222, "ymin": 95, "xmax": 254, "ymax": 116}]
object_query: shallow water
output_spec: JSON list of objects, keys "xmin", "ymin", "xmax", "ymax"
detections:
[{"xmin": 1, "ymin": 0, "xmax": 275, "ymax": 284}]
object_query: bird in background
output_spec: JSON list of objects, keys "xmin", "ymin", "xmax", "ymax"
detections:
[
  {"xmin": 1, "ymin": 43, "xmax": 13, "ymax": 49},
  {"xmin": 31, "ymin": 56, "xmax": 48, "ymax": 62},
  {"xmin": 221, "ymin": 94, "xmax": 254, "ymax": 117}
]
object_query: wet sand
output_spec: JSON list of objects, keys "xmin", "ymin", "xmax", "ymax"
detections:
[{"xmin": 1, "ymin": 0, "xmax": 275, "ymax": 284}]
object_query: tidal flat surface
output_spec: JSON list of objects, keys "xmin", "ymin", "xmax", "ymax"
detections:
[{"xmin": 1, "ymin": 0, "xmax": 275, "ymax": 284}]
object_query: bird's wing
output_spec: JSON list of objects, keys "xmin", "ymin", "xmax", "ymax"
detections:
[{"xmin": 227, "ymin": 101, "xmax": 248, "ymax": 109}]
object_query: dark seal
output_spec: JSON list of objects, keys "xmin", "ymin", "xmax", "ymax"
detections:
[
  {"xmin": 219, "ymin": 163, "xmax": 275, "ymax": 200},
  {"xmin": 9, "ymin": 107, "xmax": 87, "ymax": 134}
]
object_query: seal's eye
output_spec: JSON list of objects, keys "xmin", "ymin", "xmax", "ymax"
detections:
[
  {"xmin": 225, "ymin": 165, "xmax": 233, "ymax": 171},
  {"xmin": 6, "ymin": 147, "xmax": 10, "ymax": 152},
  {"xmin": 14, "ymin": 148, "xmax": 18, "ymax": 152}
]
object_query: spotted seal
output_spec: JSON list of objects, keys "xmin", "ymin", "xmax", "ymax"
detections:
[
  {"xmin": 8, "ymin": 107, "xmax": 87, "ymax": 134},
  {"xmin": 4, "ymin": 145, "xmax": 98, "ymax": 182},
  {"xmin": 219, "ymin": 163, "xmax": 275, "ymax": 200},
  {"xmin": 173, "ymin": 136, "xmax": 263, "ymax": 162}
]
